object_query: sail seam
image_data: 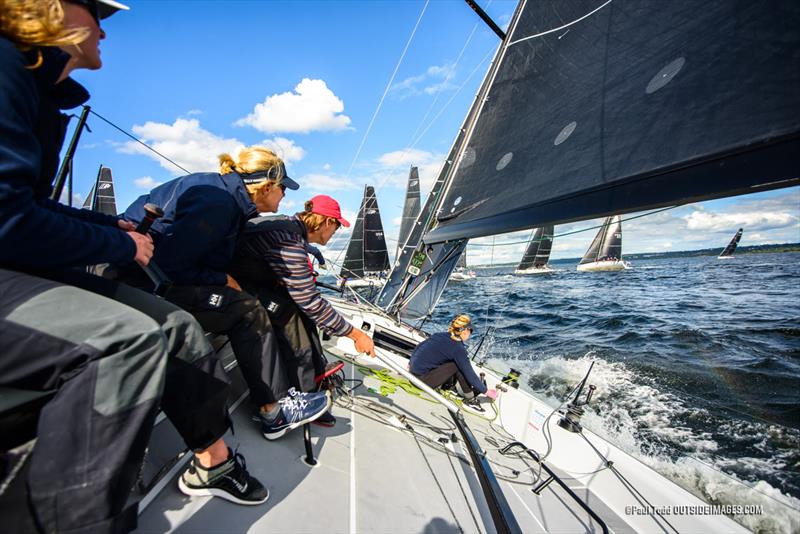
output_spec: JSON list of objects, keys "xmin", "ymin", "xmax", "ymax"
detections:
[{"xmin": 507, "ymin": 0, "xmax": 614, "ymax": 47}]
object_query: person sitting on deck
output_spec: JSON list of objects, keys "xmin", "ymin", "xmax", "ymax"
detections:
[
  {"xmin": 0, "ymin": 1, "xmax": 268, "ymax": 531},
  {"xmin": 409, "ymin": 315, "xmax": 497, "ymax": 412},
  {"xmin": 117, "ymin": 148, "xmax": 332, "ymax": 441},
  {"xmin": 229, "ymin": 195, "xmax": 376, "ymax": 430}
]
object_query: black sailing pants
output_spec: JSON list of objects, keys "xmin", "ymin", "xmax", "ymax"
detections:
[
  {"xmin": 416, "ymin": 362, "xmax": 473, "ymax": 393},
  {"xmin": 0, "ymin": 268, "xmax": 230, "ymax": 534},
  {"xmin": 164, "ymin": 285, "xmax": 281, "ymax": 406}
]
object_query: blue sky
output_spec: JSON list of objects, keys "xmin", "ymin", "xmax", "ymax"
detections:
[{"xmin": 64, "ymin": 0, "xmax": 799, "ymax": 266}]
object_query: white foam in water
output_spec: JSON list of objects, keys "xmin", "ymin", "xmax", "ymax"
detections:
[{"xmin": 488, "ymin": 353, "xmax": 800, "ymax": 534}]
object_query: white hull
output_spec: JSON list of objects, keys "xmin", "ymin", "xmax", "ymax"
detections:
[
  {"xmin": 344, "ymin": 276, "xmax": 386, "ymax": 288},
  {"xmin": 717, "ymin": 255, "xmax": 735, "ymax": 260},
  {"xmin": 449, "ymin": 269, "xmax": 477, "ymax": 281},
  {"xmin": 514, "ymin": 265, "xmax": 555, "ymax": 275},
  {"xmin": 319, "ymin": 299, "xmax": 751, "ymax": 534},
  {"xmin": 577, "ymin": 260, "xmax": 632, "ymax": 272}
]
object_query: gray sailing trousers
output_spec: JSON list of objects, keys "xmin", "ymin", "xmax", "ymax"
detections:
[{"xmin": 0, "ymin": 268, "xmax": 230, "ymax": 534}]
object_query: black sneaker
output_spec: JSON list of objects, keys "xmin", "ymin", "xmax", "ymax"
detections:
[
  {"xmin": 312, "ymin": 410, "xmax": 336, "ymax": 428},
  {"xmin": 255, "ymin": 389, "xmax": 331, "ymax": 440},
  {"xmin": 461, "ymin": 396, "xmax": 486, "ymax": 416},
  {"xmin": 178, "ymin": 449, "xmax": 269, "ymax": 505}
]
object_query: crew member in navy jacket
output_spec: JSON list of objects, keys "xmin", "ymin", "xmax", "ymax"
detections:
[
  {"xmin": 0, "ymin": 1, "xmax": 268, "ymax": 531},
  {"xmin": 410, "ymin": 315, "xmax": 497, "ymax": 406},
  {"xmin": 120, "ymin": 148, "xmax": 332, "ymax": 438}
]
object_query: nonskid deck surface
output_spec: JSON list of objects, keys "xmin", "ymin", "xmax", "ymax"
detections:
[{"xmin": 135, "ymin": 359, "xmax": 622, "ymax": 534}]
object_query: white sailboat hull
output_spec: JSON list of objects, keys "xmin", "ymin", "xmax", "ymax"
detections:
[
  {"xmin": 577, "ymin": 260, "xmax": 632, "ymax": 272},
  {"xmin": 321, "ymin": 298, "xmax": 750, "ymax": 534},
  {"xmin": 449, "ymin": 269, "xmax": 476, "ymax": 281},
  {"xmin": 344, "ymin": 276, "xmax": 386, "ymax": 288},
  {"xmin": 514, "ymin": 265, "xmax": 555, "ymax": 275}
]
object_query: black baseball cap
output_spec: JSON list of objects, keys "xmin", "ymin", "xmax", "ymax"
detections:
[{"xmin": 240, "ymin": 162, "xmax": 300, "ymax": 190}]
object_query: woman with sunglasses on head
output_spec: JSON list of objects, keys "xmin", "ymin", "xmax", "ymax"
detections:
[
  {"xmin": 118, "ymin": 148, "xmax": 333, "ymax": 443},
  {"xmin": 230, "ymin": 195, "xmax": 375, "ymax": 433},
  {"xmin": 409, "ymin": 314, "xmax": 497, "ymax": 413}
]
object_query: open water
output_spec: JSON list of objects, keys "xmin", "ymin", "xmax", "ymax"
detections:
[{"xmin": 423, "ymin": 252, "xmax": 800, "ymax": 533}]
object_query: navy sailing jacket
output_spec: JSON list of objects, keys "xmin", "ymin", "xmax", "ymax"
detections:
[
  {"xmin": 123, "ymin": 172, "xmax": 257, "ymax": 286},
  {"xmin": 409, "ymin": 332, "xmax": 487, "ymax": 394},
  {"xmin": 0, "ymin": 37, "xmax": 135, "ymax": 271}
]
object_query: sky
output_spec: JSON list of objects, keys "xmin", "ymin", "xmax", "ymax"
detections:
[{"xmin": 63, "ymin": 0, "xmax": 800, "ymax": 267}]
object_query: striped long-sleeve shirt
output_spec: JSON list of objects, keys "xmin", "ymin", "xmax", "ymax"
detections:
[{"xmin": 239, "ymin": 217, "xmax": 352, "ymax": 337}]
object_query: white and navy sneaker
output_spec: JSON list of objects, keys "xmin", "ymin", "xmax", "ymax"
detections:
[
  {"xmin": 461, "ymin": 396, "xmax": 487, "ymax": 416},
  {"xmin": 178, "ymin": 449, "xmax": 269, "ymax": 505},
  {"xmin": 256, "ymin": 389, "xmax": 331, "ymax": 440}
]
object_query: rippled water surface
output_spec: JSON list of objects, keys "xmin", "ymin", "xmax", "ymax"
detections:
[{"xmin": 422, "ymin": 253, "xmax": 800, "ymax": 532}]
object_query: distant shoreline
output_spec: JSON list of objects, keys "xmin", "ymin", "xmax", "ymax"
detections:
[{"xmin": 474, "ymin": 242, "xmax": 800, "ymax": 268}]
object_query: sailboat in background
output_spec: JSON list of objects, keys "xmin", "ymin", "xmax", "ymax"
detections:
[
  {"xmin": 341, "ymin": 185, "xmax": 391, "ymax": 288},
  {"xmin": 718, "ymin": 228, "xmax": 744, "ymax": 259},
  {"xmin": 576, "ymin": 216, "xmax": 631, "ymax": 272},
  {"xmin": 514, "ymin": 225, "xmax": 555, "ymax": 275},
  {"xmin": 396, "ymin": 166, "xmax": 421, "ymax": 262},
  {"xmin": 449, "ymin": 249, "xmax": 476, "ymax": 281},
  {"xmin": 81, "ymin": 166, "xmax": 118, "ymax": 215}
]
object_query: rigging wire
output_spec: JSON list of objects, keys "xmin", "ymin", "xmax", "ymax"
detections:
[
  {"xmin": 467, "ymin": 205, "xmax": 678, "ymax": 247},
  {"xmin": 88, "ymin": 109, "xmax": 190, "ymax": 175},
  {"xmin": 343, "ymin": 0, "xmax": 430, "ymax": 180}
]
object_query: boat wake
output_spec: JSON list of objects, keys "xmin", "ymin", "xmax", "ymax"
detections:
[{"xmin": 484, "ymin": 352, "xmax": 800, "ymax": 534}]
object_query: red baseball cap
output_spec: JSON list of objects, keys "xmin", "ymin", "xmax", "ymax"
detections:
[{"xmin": 310, "ymin": 195, "xmax": 351, "ymax": 227}]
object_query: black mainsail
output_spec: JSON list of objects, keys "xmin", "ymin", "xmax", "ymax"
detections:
[
  {"xmin": 396, "ymin": 166, "xmax": 421, "ymax": 261},
  {"xmin": 579, "ymin": 216, "xmax": 622, "ymax": 265},
  {"xmin": 82, "ymin": 166, "xmax": 118, "ymax": 215},
  {"xmin": 718, "ymin": 228, "xmax": 743, "ymax": 258},
  {"xmin": 425, "ymin": 0, "xmax": 800, "ymax": 243},
  {"xmin": 517, "ymin": 225, "xmax": 554, "ymax": 270},
  {"xmin": 341, "ymin": 186, "xmax": 390, "ymax": 279}
]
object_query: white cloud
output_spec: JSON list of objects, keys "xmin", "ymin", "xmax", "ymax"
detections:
[
  {"xmin": 185, "ymin": 109, "xmax": 203, "ymax": 116},
  {"xmin": 683, "ymin": 210, "xmax": 797, "ymax": 232},
  {"xmin": 298, "ymin": 173, "xmax": 359, "ymax": 192},
  {"xmin": 120, "ymin": 118, "xmax": 243, "ymax": 175},
  {"xmin": 235, "ymin": 79, "xmax": 351, "ymax": 134},
  {"xmin": 134, "ymin": 176, "xmax": 163, "ymax": 189},
  {"xmin": 391, "ymin": 64, "xmax": 457, "ymax": 98},
  {"xmin": 281, "ymin": 200, "xmax": 297, "ymax": 211},
  {"xmin": 366, "ymin": 147, "xmax": 445, "ymax": 194},
  {"xmin": 260, "ymin": 137, "xmax": 305, "ymax": 164},
  {"xmin": 323, "ymin": 163, "xmax": 331, "ymax": 171}
]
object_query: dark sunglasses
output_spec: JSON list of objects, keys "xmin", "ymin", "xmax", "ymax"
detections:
[{"xmin": 278, "ymin": 184, "xmax": 287, "ymax": 192}]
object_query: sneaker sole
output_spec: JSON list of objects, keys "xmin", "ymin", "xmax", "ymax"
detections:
[
  {"xmin": 178, "ymin": 477, "xmax": 269, "ymax": 506},
  {"xmin": 262, "ymin": 394, "xmax": 332, "ymax": 441}
]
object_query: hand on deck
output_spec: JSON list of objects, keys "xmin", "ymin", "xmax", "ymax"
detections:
[
  {"xmin": 348, "ymin": 328, "xmax": 375, "ymax": 357},
  {"xmin": 128, "ymin": 231, "xmax": 154, "ymax": 266}
]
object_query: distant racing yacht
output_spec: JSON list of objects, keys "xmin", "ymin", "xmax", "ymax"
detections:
[
  {"xmin": 718, "ymin": 228, "xmax": 743, "ymax": 259},
  {"xmin": 576, "ymin": 216, "xmax": 632, "ymax": 272}
]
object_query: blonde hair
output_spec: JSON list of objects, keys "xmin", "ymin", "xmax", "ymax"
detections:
[
  {"xmin": 448, "ymin": 314, "xmax": 472, "ymax": 339},
  {"xmin": 297, "ymin": 200, "xmax": 337, "ymax": 233},
  {"xmin": 219, "ymin": 146, "xmax": 285, "ymax": 202},
  {"xmin": 0, "ymin": 0, "xmax": 90, "ymax": 67}
]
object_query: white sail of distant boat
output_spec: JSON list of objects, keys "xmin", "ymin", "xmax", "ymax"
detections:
[
  {"xmin": 576, "ymin": 216, "xmax": 631, "ymax": 272},
  {"xmin": 515, "ymin": 225, "xmax": 555, "ymax": 274},
  {"xmin": 718, "ymin": 228, "xmax": 743, "ymax": 259},
  {"xmin": 341, "ymin": 185, "xmax": 390, "ymax": 288}
]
